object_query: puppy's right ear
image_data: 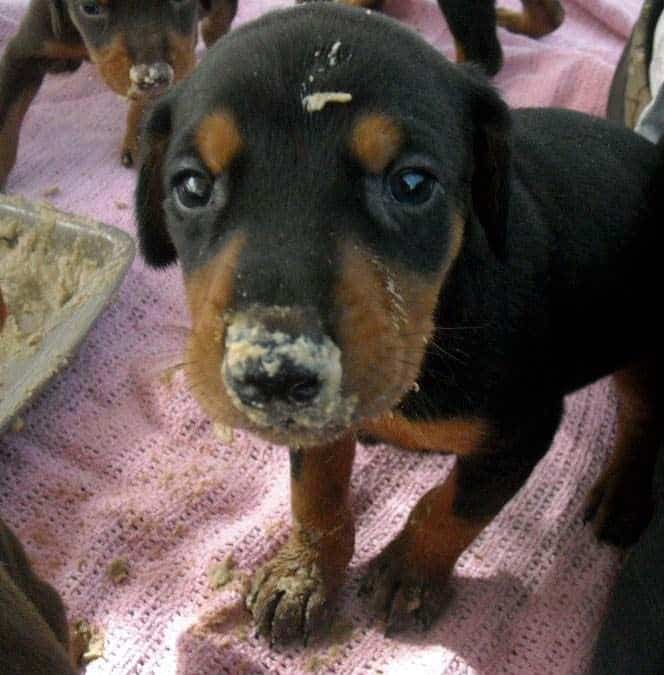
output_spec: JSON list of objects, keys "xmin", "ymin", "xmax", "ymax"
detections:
[{"xmin": 135, "ymin": 98, "xmax": 177, "ymax": 267}]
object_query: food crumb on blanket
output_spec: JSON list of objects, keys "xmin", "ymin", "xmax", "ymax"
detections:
[
  {"xmin": 0, "ymin": 214, "xmax": 99, "ymax": 364},
  {"xmin": 41, "ymin": 185, "xmax": 60, "ymax": 198},
  {"xmin": 107, "ymin": 558, "xmax": 130, "ymax": 584},
  {"xmin": 208, "ymin": 554, "xmax": 237, "ymax": 590},
  {"xmin": 70, "ymin": 619, "xmax": 105, "ymax": 665},
  {"xmin": 194, "ymin": 595, "xmax": 252, "ymax": 637},
  {"xmin": 213, "ymin": 421, "xmax": 234, "ymax": 444}
]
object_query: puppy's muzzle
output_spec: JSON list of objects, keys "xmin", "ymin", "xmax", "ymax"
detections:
[
  {"xmin": 221, "ymin": 310, "xmax": 352, "ymax": 433},
  {"xmin": 128, "ymin": 63, "xmax": 174, "ymax": 98}
]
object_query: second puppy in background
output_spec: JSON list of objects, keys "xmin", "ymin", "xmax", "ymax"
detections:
[
  {"xmin": 325, "ymin": 0, "xmax": 565, "ymax": 74},
  {"xmin": 0, "ymin": 0, "xmax": 237, "ymax": 190}
]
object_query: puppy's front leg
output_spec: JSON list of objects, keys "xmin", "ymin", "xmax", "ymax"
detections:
[
  {"xmin": 0, "ymin": 45, "xmax": 48, "ymax": 189},
  {"xmin": 361, "ymin": 405, "xmax": 562, "ymax": 633},
  {"xmin": 247, "ymin": 434, "xmax": 356, "ymax": 645},
  {"xmin": 0, "ymin": 1, "xmax": 84, "ymax": 189},
  {"xmin": 121, "ymin": 99, "xmax": 146, "ymax": 167}
]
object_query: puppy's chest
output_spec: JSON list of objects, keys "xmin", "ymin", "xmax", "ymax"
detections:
[{"xmin": 359, "ymin": 407, "xmax": 491, "ymax": 455}]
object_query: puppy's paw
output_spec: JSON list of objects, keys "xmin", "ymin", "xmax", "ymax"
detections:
[
  {"xmin": 246, "ymin": 538, "xmax": 339, "ymax": 645},
  {"xmin": 120, "ymin": 148, "xmax": 134, "ymax": 168},
  {"xmin": 120, "ymin": 133, "xmax": 138, "ymax": 168},
  {"xmin": 359, "ymin": 537, "xmax": 452, "ymax": 635},
  {"xmin": 584, "ymin": 465, "xmax": 653, "ymax": 547}
]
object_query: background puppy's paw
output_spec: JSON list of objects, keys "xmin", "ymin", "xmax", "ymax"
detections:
[{"xmin": 121, "ymin": 149, "xmax": 134, "ymax": 168}]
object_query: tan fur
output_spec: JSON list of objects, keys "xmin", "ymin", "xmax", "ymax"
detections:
[
  {"xmin": 336, "ymin": 215, "xmax": 464, "ymax": 424},
  {"xmin": 195, "ymin": 112, "xmax": 244, "ymax": 176},
  {"xmin": 398, "ymin": 463, "xmax": 488, "ymax": 575},
  {"xmin": 41, "ymin": 41, "xmax": 88, "ymax": 61},
  {"xmin": 336, "ymin": 0, "xmax": 382, "ymax": 7},
  {"xmin": 496, "ymin": 0, "xmax": 564, "ymax": 38},
  {"xmin": 89, "ymin": 35, "xmax": 133, "ymax": 96},
  {"xmin": 291, "ymin": 435, "xmax": 355, "ymax": 538},
  {"xmin": 167, "ymin": 31, "xmax": 197, "ymax": 81},
  {"xmin": 184, "ymin": 233, "xmax": 249, "ymax": 431},
  {"xmin": 350, "ymin": 113, "xmax": 403, "ymax": 175},
  {"xmin": 122, "ymin": 98, "xmax": 145, "ymax": 163},
  {"xmin": 361, "ymin": 414, "xmax": 491, "ymax": 455},
  {"xmin": 454, "ymin": 39, "xmax": 466, "ymax": 64}
]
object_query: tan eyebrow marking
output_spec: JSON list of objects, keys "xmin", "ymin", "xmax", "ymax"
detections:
[
  {"xmin": 350, "ymin": 113, "xmax": 403, "ymax": 174},
  {"xmin": 195, "ymin": 111, "xmax": 244, "ymax": 175}
]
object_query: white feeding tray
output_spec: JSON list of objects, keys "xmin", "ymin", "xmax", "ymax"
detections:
[{"xmin": 0, "ymin": 195, "xmax": 135, "ymax": 435}]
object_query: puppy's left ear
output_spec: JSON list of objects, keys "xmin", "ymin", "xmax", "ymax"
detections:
[
  {"xmin": 468, "ymin": 74, "xmax": 512, "ymax": 259},
  {"xmin": 135, "ymin": 97, "xmax": 177, "ymax": 267}
]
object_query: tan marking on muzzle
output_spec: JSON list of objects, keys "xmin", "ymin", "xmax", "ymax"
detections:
[
  {"xmin": 335, "ymin": 214, "xmax": 465, "ymax": 421},
  {"xmin": 334, "ymin": 242, "xmax": 439, "ymax": 419},
  {"xmin": 89, "ymin": 35, "xmax": 133, "ymax": 96},
  {"xmin": 184, "ymin": 233, "xmax": 248, "ymax": 430},
  {"xmin": 167, "ymin": 30, "xmax": 197, "ymax": 81}
]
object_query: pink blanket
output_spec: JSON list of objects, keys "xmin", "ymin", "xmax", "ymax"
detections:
[{"xmin": 0, "ymin": 0, "xmax": 641, "ymax": 672}]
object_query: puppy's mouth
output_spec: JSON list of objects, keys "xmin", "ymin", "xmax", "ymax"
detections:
[
  {"xmin": 220, "ymin": 313, "xmax": 358, "ymax": 446},
  {"xmin": 126, "ymin": 63, "xmax": 175, "ymax": 100}
]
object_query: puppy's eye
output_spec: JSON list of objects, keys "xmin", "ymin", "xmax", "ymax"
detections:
[
  {"xmin": 80, "ymin": 0, "xmax": 104, "ymax": 16},
  {"xmin": 173, "ymin": 171, "xmax": 213, "ymax": 210},
  {"xmin": 389, "ymin": 169, "xmax": 436, "ymax": 205}
]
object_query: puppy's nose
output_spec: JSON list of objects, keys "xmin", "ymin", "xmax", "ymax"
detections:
[
  {"xmin": 129, "ymin": 63, "xmax": 174, "ymax": 95},
  {"xmin": 222, "ymin": 310, "xmax": 344, "ymax": 429},
  {"xmin": 229, "ymin": 354, "xmax": 322, "ymax": 408}
]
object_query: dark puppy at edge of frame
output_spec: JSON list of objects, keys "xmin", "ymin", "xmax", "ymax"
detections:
[
  {"xmin": 134, "ymin": 3, "xmax": 664, "ymax": 645},
  {"xmin": 0, "ymin": 518, "xmax": 75, "ymax": 674},
  {"xmin": 0, "ymin": 0, "xmax": 237, "ymax": 190}
]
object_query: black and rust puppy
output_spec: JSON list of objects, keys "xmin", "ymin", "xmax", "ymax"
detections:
[
  {"xmin": 0, "ymin": 518, "xmax": 75, "ymax": 674},
  {"xmin": 0, "ymin": 0, "xmax": 237, "ymax": 189},
  {"xmin": 135, "ymin": 4, "xmax": 663, "ymax": 643},
  {"xmin": 330, "ymin": 0, "xmax": 564, "ymax": 75},
  {"xmin": 459, "ymin": 0, "xmax": 564, "ymax": 73}
]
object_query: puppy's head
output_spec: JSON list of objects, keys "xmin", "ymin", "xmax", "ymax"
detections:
[
  {"xmin": 58, "ymin": 0, "xmax": 234, "ymax": 99},
  {"xmin": 135, "ymin": 4, "xmax": 511, "ymax": 447}
]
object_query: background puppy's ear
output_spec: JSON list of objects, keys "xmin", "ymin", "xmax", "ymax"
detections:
[
  {"xmin": 468, "ymin": 72, "xmax": 512, "ymax": 259},
  {"xmin": 197, "ymin": 0, "xmax": 237, "ymax": 47},
  {"xmin": 135, "ymin": 98, "xmax": 177, "ymax": 268}
]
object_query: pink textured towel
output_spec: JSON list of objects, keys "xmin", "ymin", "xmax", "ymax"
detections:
[{"xmin": 0, "ymin": 0, "xmax": 641, "ymax": 672}]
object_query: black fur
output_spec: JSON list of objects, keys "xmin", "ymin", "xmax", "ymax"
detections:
[
  {"xmin": 137, "ymin": 0, "xmax": 663, "ymax": 492},
  {"xmin": 135, "ymin": 2, "xmax": 664, "ymax": 639}
]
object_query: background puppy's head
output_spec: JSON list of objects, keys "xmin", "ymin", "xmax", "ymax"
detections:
[
  {"xmin": 135, "ymin": 4, "xmax": 511, "ymax": 447},
  {"xmin": 54, "ymin": 0, "xmax": 235, "ymax": 99}
]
